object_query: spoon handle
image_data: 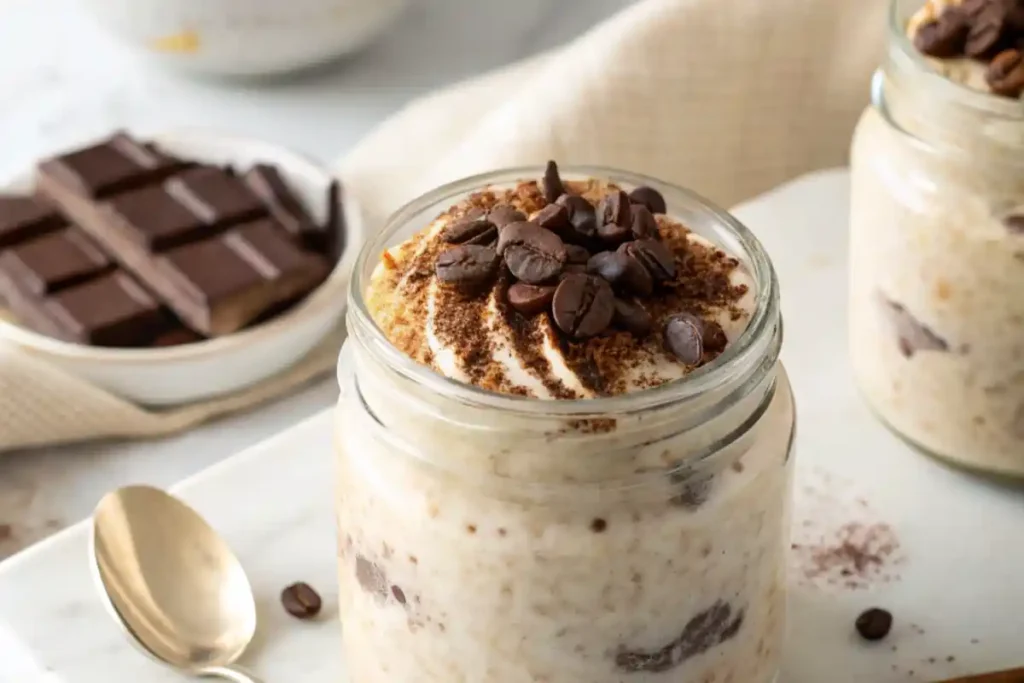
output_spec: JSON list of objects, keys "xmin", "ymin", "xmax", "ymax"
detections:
[{"xmin": 201, "ymin": 665, "xmax": 264, "ymax": 683}]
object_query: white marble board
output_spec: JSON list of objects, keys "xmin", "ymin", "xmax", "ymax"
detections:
[{"xmin": 0, "ymin": 170, "xmax": 1022, "ymax": 683}]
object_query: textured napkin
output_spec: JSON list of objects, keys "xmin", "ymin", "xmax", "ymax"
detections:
[{"xmin": 0, "ymin": 0, "xmax": 889, "ymax": 452}]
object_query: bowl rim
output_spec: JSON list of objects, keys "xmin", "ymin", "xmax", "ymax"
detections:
[{"xmin": 0, "ymin": 129, "xmax": 359, "ymax": 366}]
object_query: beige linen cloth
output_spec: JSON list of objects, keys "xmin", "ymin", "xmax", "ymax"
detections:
[{"xmin": 0, "ymin": 0, "xmax": 890, "ymax": 451}]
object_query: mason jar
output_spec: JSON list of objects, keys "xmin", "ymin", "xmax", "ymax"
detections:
[
  {"xmin": 335, "ymin": 168, "xmax": 795, "ymax": 683},
  {"xmin": 849, "ymin": 0, "xmax": 1024, "ymax": 477}
]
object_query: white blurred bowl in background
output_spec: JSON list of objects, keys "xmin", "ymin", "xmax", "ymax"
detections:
[{"xmin": 78, "ymin": 0, "xmax": 409, "ymax": 77}]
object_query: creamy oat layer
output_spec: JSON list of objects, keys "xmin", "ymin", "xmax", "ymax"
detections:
[{"xmin": 365, "ymin": 166, "xmax": 754, "ymax": 398}]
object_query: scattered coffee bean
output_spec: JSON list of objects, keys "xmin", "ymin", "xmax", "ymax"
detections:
[
  {"xmin": 443, "ymin": 213, "xmax": 497, "ymax": 245},
  {"xmin": 987, "ymin": 48, "xmax": 1024, "ymax": 96},
  {"xmin": 507, "ymin": 282, "xmax": 556, "ymax": 315},
  {"xmin": 557, "ymin": 194, "xmax": 598, "ymax": 244},
  {"xmin": 965, "ymin": 4, "xmax": 1008, "ymax": 59},
  {"xmin": 436, "ymin": 245, "xmax": 499, "ymax": 290},
  {"xmin": 543, "ymin": 160, "xmax": 566, "ymax": 203},
  {"xmin": 622, "ymin": 238, "xmax": 677, "ymax": 282},
  {"xmin": 665, "ymin": 314, "xmax": 704, "ymax": 364},
  {"xmin": 628, "ymin": 186, "xmax": 667, "ymax": 214},
  {"xmin": 915, "ymin": 8, "xmax": 969, "ymax": 57},
  {"xmin": 587, "ymin": 251, "xmax": 654, "ymax": 296},
  {"xmin": 281, "ymin": 582, "xmax": 322, "ymax": 619},
  {"xmin": 552, "ymin": 274, "xmax": 615, "ymax": 338},
  {"xmin": 855, "ymin": 608, "xmax": 893, "ymax": 641},
  {"xmin": 612, "ymin": 298, "xmax": 653, "ymax": 336},
  {"xmin": 597, "ymin": 221, "xmax": 632, "ymax": 245},
  {"xmin": 590, "ymin": 518, "xmax": 608, "ymax": 533},
  {"xmin": 489, "ymin": 204, "xmax": 527, "ymax": 228},
  {"xmin": 564, "ymin": 244, "xmax": 591, "ymax": 264},
  {"xmin": 631, "ymin": 204, "xmax": 660, "ymax": 240},
  {"xmin": 534, "ymin": 203, "xmax": 570, "ymax": 232},
  {"xmin": 497, "ymin": 221, "xmax": 567, "ymax": 284},
  {"xmin": 599, "ymin": 190, "xmax": 632, "ymax": 228}
]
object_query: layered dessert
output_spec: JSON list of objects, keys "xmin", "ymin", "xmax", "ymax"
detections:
[
  {"xmin": 849, "ymin": 0, "xmax": 1024, "ymax": 475},
  {"xmin": 335, "ymin": 164, "xmax": 794, "ymax": 682}
]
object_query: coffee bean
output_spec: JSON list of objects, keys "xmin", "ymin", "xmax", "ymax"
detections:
[
  {"xmin": 565, "ymin": 244, "xmax": 591, "ymax": 264},
  {"xmin": 665, "ymin": 314, "xmax": 704, "ymax": 364},
  {"xmin": 613, "ymin": 298, "xmax": 653, "ymax": 336},
  {"xmin": 543, "ymin": 160, "xmax": 566, "ymax": 203},
  {"xmin": 507, "ymin": 282, "xmax": 556, "ymax": 315},
  {"xmin": 987, "ymin": 48, "xmax": 1024, "ymax": 96},
  {"xmin": 631, "ymin": 204, "xmax": 660, "ymax": 240},
  {"xmin": 915, "ymin": 8, "xmax": 969, "ymax": 57},
  {"xmin": 702, "ymin": 319, "xmax": 728, "ymax": 353},
  {"xmin": 629, "ymin": 186, "xmax": 667, "ymax": 214},
  {"xmin": 559, "ymin": 264, "xmax": 588, "ymax": 279},
  {"xmin": 552, "ymin": 274, "xmax": 615, "ymax": 338},
  {"xmin": 281, "ymin": 582, "xmax": 322, "ymax": 619},
  {"xmin": 966, "ymin": 4, "xmax": 1008, "ymax": 58},
  {"xmin": 587, "ymin": 251, "xmax": 654, "ymax": 296},
  {"xmin": 489, "ymin": 204, "xmax": 527, "ymax": 228},
  {"xmin": 855, "ymin": 608, "xmax": 893, "ymax": 641},
  {"xmin": 436, "ymin": 245, "xmax": 499, "ymax": 290},
  {"xmin": 598, "ymin": 221, "xmax": 632, "ymax": 245},
  {"xmin": 557, "ymin": 194, "xmax": 598, "ymax": 244},
  {"xmin": 443, "ymin": 213, "xmax": 497, "ymax": 245},
  {"xmin": 534, "ymin": 203, "xmax": 570, "ymax": 232},
  {"xmin": 599, "ymin": 190, "xmax": 632, "ymax": 227},
  {"xmin": 1004, "ymin": 214, "xmax": 1024, "ymax": 233},
  {"xmin": 497, "ymin": 221, "xmax": 567, "ymax": 284},
  {"xmin": 621, "ymin": 238, "xmax": 676, "ymax": 282}
]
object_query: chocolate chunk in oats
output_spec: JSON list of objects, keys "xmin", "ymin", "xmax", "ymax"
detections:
[
  {"xmin": 497, "ymin": 221, "xmax": 567, "ymax": 284},
  {"xmin": 599, "ymin": 190, "xmax": 632, "ymax": 228},
  {"xmin": 543, "ymin": 160, "xmax": 566, "ymax": 203},
  {"xmin": 622, "ymin": 238, "xmax": 676, "ymax": 282},
  {"xmin": 880, "ymin": 296, "xmax": 949, "ymax": 358},
  {"xmin": 629, "ymin": 185, "xmax": 667, "ymax": 214},
  {"xmin": 587, "ymin": 251, "xmax": 653, "ymax": 296},
  {"xmin": 556, "ymin": 194, "xmax": 598, "ymax": 244},
  {"xmin": 355, "ymin": 555, "xmax": 389, "ymax": 600},
  {"xmin": 612, "ymin": 298, "xmax": 653, "ymax": 336},
  {"xmin": 507, "ymin": 282, "xmax": 556, "ymax": 316},
  {"xmin": 436, "ymin": 245, "xmax": 499, "ymax": 290},
  {"xmin": 630, "ymin": 204, "xmax": 660, "ymax": 240},
  {"xmin": 616, "ymin": 600, "xmax": 744, "ymax": 673},
  {"xmin": 552, "ymin": 274, "xmax": 615, "ymax": 338}
]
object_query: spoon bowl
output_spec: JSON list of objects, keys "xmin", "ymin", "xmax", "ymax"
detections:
[{"xmin": 90, "ymin": 485, "xmax": 259, "ymax": 680}]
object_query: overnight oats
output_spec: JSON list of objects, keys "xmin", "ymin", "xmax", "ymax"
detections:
[
  {"xmin": 850, "ymin": 0, "xmax": 1024, "ymax": 476},
  {"xmin": 335, "ymin": 163, "xmax": 795, "ymax": 682}
]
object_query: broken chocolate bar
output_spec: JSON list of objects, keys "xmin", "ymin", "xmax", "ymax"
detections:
[
  {"xmin": 0, "ymin": 228, "xmax": 112, "ymax": 295},
  {"xmin": 244, "ymin": 164, "xmax": 323, "ymax": 251},
  {"xmin": 0, "ymin": 195, "xmax": 65, "ymax": 248}
]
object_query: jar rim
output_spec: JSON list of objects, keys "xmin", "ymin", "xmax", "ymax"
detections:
[{"xmin": 346, "ymin": 165, "xmax": 781, "ymax": 418}]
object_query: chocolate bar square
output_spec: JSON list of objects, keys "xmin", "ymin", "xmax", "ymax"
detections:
[
  {"xmin": 42, "ymin": 272, "xmax": 168, "ymax": 346},
  {"xmin": 37, "ymin": 133, "xmax": 184, "ymax": 199},
  {"xmin": 165, "ymin": 166, "xmax": 266, "ymax": 226},
  {"xmin": 243, "ymin": 164, "xmax": 322, "ymax": 250},
  {"xmin": 101, "ymin": 185, "xmax": 210, "ymax": 251},
  {"xmin": 0, "ymin": 195, "xmax": 65, "ymax": 248},
  {"xmin": 0, "ymin": 227, "xmax": 111, "ymax": 295}
]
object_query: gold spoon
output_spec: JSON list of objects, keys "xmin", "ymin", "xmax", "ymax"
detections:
[{"xmin": 90, "ymin": 485, "xmax": 262, "ymax": 683}]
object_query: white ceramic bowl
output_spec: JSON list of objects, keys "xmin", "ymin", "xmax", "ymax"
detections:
[
  {"xmin": 0, "ymin": 130, "xmax": 363, "ymax": 406},
  {"xmin": 79, "ymin": 0, "xmax": 409, "ymax": 77}
]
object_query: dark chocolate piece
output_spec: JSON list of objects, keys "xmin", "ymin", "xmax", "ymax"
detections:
[
  {"xmin": 99, "ymin": 184, "xmax": 209, "ymax": 251},
  {"xmin": 244, "ymin": 164, "xmax": 324, "ymax": 251},
  {"xmin": 0, "ymin": 227, "xmax": 111, "ymax": 295},
  {"xmin": 150, "ymin": 325, "xmax": 205, "ymax": 347},
  {"xmin": 37, "ymin": 132, "xmax": 184, "ymax": 199},
  {"xmin": 0, "ymin": 195, "xmax": 65, "ymax": 248},
  {"xmin": 165, "ymin": 166, "xmax": 266, "ymax": 227}
]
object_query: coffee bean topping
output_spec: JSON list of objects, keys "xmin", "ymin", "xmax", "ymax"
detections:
[
  {"xmin": 443, "ymin": 212, "xmax": 497, "ymax": 245},
  {"xmin": 565, "ymin": 244, "xmax": 592, "ymax": 264},
  {"xmin": 497, "ymin": 221, "xmax": 567, "ymax": 284},
  {"xmin": 598, "ymin": 221, "xmax": 633, "ymax": 245},
  {"xmin": 281, "ymin": 582, "xmax": 322, "ymax": 619},
  {"xmin": 631, "ymin": 204, "xmax": 660, "ymax": 240},
  {"xmin": 436, "ymin": 245, "xmax": 499, "ymax": 290},
  {"xmin": 534, "ymin": 203, "xmax": 570, "ymax": 232},
  {"xmin": 599, "ymin": 190, "xmax": 632, "ymax": 228},
  {"xmin": 664, "ymin": 314, "xmax": 704, "ymax": 364},
  {"xmin": 701, "ymin": 319, "xmax": 728, "ymax": 353},
  {"xmin": 987, "ymin": 48, "xmax": 1024, "ymax": 96},
  {"xmin": 557, "ymin": 194, "xmax": 598, "ymax": 244},
  {"xmin": 552, "ymin": 274, "xmax": 615, "ymax": 338},
  {"xmin": 629, "ymin": 186, "xmax": 667, "ymax": 214},
  {"xmin": 855, "ymin": 608, "xmax": 893, "ymax": 641},
  {"xmin": 543, "ymin": 160, "xmax": 566, "ymax": 203},
  {"xmin": 587, "ymin": 251, "xmax": 654, "ymax": 296},
  {"xmin": 915, "ymin": 8, "xmax": 970, "ymax": 57},
  {"xmin": 966, "ymin": 3, "xmax": 1010, "ymax": 59},
  {"xmin": 622, "ymin": 238, "xmax": 677, "ymax": 282},
  {"xmin": 613, "ymin": 298, "xmax": 653, "ymax": 336},
  {"xmin": 507, "ymin": 282, "xmax": 556, "ymax": 316},
  {"xmin": 489, "ymin": 204, "xmax": 527, "ymax": 228}
]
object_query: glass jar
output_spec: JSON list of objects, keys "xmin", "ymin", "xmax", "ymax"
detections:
[
  {"xmin": 849, "ymin": 0, "xmax": 1024, "ymax": 477},
  {"xmin": 335, "ymin": 167, "xmax": 795, "ymax": 683}
]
